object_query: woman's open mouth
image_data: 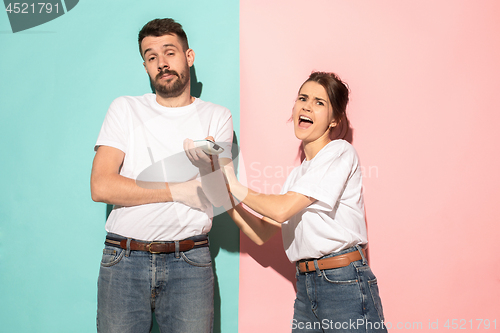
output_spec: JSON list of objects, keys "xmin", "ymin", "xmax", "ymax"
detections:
[{"xmin": 298, "ymin": 115, "xmax": 314, "ymax": 129}]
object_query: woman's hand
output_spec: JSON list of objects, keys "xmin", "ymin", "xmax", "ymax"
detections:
[
  {"xmin": 221, "ymin": 161, "xmax": 250, "ymax": 203},
  {"xmin": 221, "ymin": 161, "xmax": 238, "ymax": 185}
]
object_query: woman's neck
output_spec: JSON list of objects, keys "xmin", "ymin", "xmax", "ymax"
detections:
[{"xmin": 302, "ymin": 131, "xmax": 332, "ymax": 160}]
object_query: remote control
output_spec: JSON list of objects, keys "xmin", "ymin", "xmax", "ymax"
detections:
[{"xmin": 193, "ymin": 139, "xmax": 224, "ymax": 155}]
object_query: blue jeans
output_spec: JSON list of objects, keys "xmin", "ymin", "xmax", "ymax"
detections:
[
  {"xmin": 97, "ymin": 234, "xmax": 214, "ymax": 333},
  {"xmin": 291, "ymin": 246, "xmax": 387, "ymax": 333}
]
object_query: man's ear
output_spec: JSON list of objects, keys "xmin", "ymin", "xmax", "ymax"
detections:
[{"xmin": 186, "ymin": 48, "xmax": 195, "ymax": 67}]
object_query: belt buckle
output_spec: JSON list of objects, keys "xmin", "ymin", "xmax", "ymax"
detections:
[{"xmin": 146, "ymin": 242, "xmax": 164, "ymax": 254}]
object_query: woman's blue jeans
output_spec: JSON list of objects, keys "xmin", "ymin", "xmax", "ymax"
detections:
[
  {"xmin": 97, "ymin": 234, "xmax": 214, "ymax": 333},
  {"xmin": 292, "ymin": 246, "xmax": 387, "ymax": 333}
]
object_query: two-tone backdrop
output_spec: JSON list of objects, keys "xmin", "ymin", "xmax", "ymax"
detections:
[{"xmin": 1, "ymin": 1, "xmax": 499, "ymax": 332}]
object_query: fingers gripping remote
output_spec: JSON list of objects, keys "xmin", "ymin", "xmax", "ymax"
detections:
[{"xmin": 193, "ymin": 139, "xmax": 224, "ymax": 155}]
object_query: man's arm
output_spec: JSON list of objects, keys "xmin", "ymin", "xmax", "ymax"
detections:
[{"xmin": 91, "ymin": 145, "xmax": 209, "ymax": 210}]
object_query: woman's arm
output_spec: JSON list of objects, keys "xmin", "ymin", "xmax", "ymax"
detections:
[
  {"xmin": 227, "ymin": 204, "xmax": 281, "ymax": 245},
  {"xmin": 223, "ymin": 162, "xmax": 315, "ymax": 223}
]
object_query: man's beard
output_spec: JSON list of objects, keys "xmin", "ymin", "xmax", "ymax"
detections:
[{"xmin": 151, "ymin": 67, "xmax": 190, "ymax": 98}]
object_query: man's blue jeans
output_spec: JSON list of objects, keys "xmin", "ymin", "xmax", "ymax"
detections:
[
  {"xmin": 97, "ymin": 234, "xmax": 214, "ymax": 333},
  {"xmin": 291, "ymin": 246, "xmax": 387, "ymax": 333}
]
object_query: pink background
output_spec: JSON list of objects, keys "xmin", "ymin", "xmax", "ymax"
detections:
[{"xmin": 239, "ymin": 0, "xmax": 500, "ymax": 331}]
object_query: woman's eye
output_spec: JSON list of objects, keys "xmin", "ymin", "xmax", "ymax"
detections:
[{"xmin": 317, "ymin": 101, "xmax": 324, "ymax": 106}]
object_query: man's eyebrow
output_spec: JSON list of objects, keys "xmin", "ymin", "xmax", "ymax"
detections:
[{"xmin": 143, "ymin": 44, "xmax": 178, "ymax": 57}]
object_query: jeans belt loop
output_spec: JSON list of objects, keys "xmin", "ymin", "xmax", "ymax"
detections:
[
  {"xmin": 356, "ymin": 245, "xmax": 367, "ymax": 265},
  {"xmin": 174, "ymin": 240, "xmax": 180, "ymax": 258},
  {"xmin": 313, "ymin": 259, "xmax": 321, "ymax": 277},
  {"xmin": 125, "ymin": 238, "xmax": 132, "ymax": 257}
]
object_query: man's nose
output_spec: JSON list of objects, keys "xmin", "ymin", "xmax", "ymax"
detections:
[{"xmin": 157, "ymin": 56, "xmax": 169, "ymax": 70}]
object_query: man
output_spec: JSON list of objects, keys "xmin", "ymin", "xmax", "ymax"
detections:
[{"xmin": 91, "ymin": 18, "xmax": 233, "ymax": 333}]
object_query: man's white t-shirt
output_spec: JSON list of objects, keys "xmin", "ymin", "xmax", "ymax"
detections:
[
  {"xmin": 95, "ymin": 93, "xmax": 233, "ymax": 241},
  {"xmin": 281, "ymin": 140, "xmax": 367, "ymax": 262}
]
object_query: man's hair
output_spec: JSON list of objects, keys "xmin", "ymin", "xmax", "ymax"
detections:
[{"xmin": 138, "ymin": 18, "xmax": 189, "ymax": 57}]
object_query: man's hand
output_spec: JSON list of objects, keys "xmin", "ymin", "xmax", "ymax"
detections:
[
  {"xmin": 183, "ymin": 136, "xmax": 216, "ymax": 172},
  {"xmin": 183, "ymin": 136, "xmax": 234, "ymax": 208},
  {"xmin": 170, "ymin": 179, "xmax": 210, "ymax": 211}
]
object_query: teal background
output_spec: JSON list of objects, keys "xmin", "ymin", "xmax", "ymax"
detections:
[{"xmin": 0, "ymin": 1, "xmax": 240, "ymax": 332}]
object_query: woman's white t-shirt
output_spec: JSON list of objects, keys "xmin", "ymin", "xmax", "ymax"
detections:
[{"xmin": 281, "ymin": 140, "xmax": 367, "ymax": 262}]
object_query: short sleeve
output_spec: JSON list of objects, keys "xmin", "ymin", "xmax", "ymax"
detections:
[
  {"xmin": 95, "ymin": 98, "xmax": 129, "ymax": 153},
  {"xmin": 211, "ymin": 108, "xmax": 233, "ymax": 160},
  {"xmin": 287, "ymin": 142, "xmax": 358, "ymax": 211}
]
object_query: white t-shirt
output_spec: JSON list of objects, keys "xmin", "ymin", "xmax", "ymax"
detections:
[
  {"xmin": 95, "ymin": 93, "xmax": 233, "ymax": 241},
  {"xmin": 281, "ymin": 140, "xmax": 367, "ymax": 262}
]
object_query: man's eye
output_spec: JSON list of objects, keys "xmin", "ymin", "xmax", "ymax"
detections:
[
  {"xmin": 148, "ymin": 57, "xmax": 156, "ymax": 61},
  {"xmin": 299, "ymin": 97, "xmax": 306, "ymax": 101}
]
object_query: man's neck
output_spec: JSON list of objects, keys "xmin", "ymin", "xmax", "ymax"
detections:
[{"xmin": 155, "ymin": 90, "xmax": 194, "ymax": 108}]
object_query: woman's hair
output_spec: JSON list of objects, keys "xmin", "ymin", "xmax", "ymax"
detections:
[
  {"xmin": 302, "ymin": 71, "xmax": 349, "ymax": 124},
  {"xmin": 300, "ymin": 71, "xmax": 350, "ymax": 139}
]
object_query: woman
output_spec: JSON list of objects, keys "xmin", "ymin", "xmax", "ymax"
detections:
[{"xmin": 224, "ymin": 72, "xmax": 387, "ymax": 333}]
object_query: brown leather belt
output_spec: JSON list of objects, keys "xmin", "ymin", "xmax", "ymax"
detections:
[
  {"xmin": 297, "ymin": 249, "xmax": 364, "ymax": 273},
  {"xmin": 105, "ymin": 236, "xmax": 209, "ymax": 254}
]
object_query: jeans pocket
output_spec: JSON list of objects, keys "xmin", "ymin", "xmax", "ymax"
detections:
[
  {"xmin": 357, "ymin": 265, "xmax": 385, "ymax": 322},
  {"xmin": 181, "ymin": 247, "xmax": 212, "ymax": 267},
  {"xmin": 321, "ymin": 264, "xmax": 358, "ymax": 284},
  {"xmin": 368, "ymin": 278, "xmax": 385, "ymax": 321},
  {"xmin": 100, "ymin": 246, "xmax": 124, "ymax": 267}
]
